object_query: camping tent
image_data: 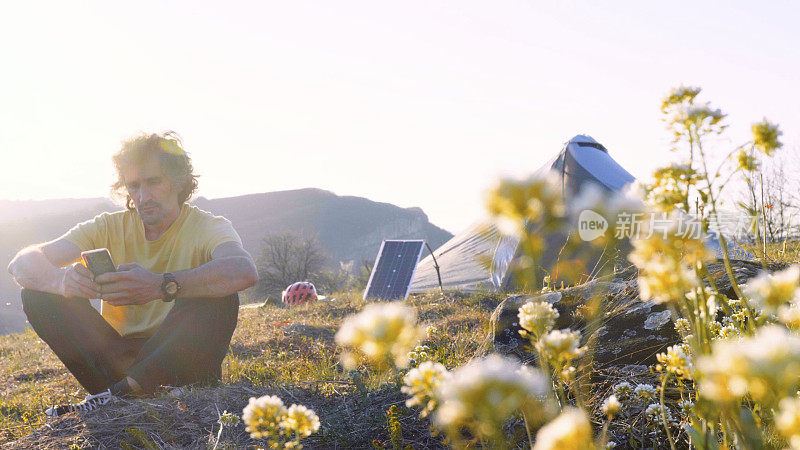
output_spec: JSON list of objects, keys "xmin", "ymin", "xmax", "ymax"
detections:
[
  {"xmin": 409, "ymin": 135, "xmax": 635, "ymax": 293},
  {"xmin": 409, "ymin": 134, "xmax": 754, "ymax": 294}
]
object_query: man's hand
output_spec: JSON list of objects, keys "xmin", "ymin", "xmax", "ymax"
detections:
[
  {"xmin": 59, "ymin": 263, "xmax": 102, "ymax": 299},
  {"xmin": 96, "ymin": 263, "xmax": 162, "ymax": 306}
]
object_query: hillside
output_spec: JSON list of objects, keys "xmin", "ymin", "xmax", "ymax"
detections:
[
  {"xmin": 0, "ymin": 261, "xmax": 775, "ymax": 448},
  {"xmin": 0, "ymin": 290, "xmax": 494, "ymax": 448},
  {"xmin": 0, "ymin": 189, "xmax": 453, "ymax": 335},
  {"xmin": 191, "ymin": 189, "xmax": 451, "ymax": 265}
]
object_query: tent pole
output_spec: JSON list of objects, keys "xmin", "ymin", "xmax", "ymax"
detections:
[{"xmin": 425, "ymin": 242, "xmax": 444, "ymax": 293}]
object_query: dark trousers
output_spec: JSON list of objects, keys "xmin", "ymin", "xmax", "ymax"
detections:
[{"xmin": 21, "ymin": 290, "xmax": 239, "ymax": 395}]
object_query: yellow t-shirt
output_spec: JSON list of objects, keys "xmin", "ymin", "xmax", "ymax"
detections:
[{"xmin": 62, "ymin": 204, "xmax": 242, "ymax": 338}]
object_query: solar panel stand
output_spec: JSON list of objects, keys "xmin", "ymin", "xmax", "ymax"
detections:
[{"xmin": 424, "ymin": 242, "xmax": 443, "ymax": 293}]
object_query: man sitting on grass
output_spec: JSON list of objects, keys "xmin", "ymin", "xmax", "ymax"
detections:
[{"xmin": 7, "ymin": 132, "xmax": 258, "ymax": 417}]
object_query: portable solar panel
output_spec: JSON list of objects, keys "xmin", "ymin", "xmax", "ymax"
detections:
[{"xmin": 364, "ymin": 240, "xmax": 425, "ymax": 300}]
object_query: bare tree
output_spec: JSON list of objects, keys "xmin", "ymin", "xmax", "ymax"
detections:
[
  {"xmin": 314, "ymin": 262, "xmax": 355, "ymax": 294},
  {"xmin": 737, "ymin": 149, "xmax": 800, "ymax": 244},
  {"xmin": 255, "ymin": 232, "xmax": 326, "ymax": 302},
  {"xmin": 356, "ymin": 258, "xmax": 375, "ymax": 289}
]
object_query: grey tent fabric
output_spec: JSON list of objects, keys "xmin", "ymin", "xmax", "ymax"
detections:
[
  {"xmin": 407, "ymin": 221, "xmax": 520, "ymax": 293},
  {"xmin": 550, "ymin": 135, "xmax": 635, "ymax": 199},
  {"xmin": 410, "ymin": 134, "xmax": 757, "ymax": 294},
  {"xmin": 501, "ymin": 136, "xmax": 637, "ymax": 290},
  {"xmin": 409, "ymin": 135, "xmax": 634, "ymax": 293}
]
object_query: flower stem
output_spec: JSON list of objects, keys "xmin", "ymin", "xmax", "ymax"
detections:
[
  {"xmin": 521, "ymin": 410, "xmax": 535, "ymax": 450},
  {"xmin": 696, "ymin": 136, "xmax": 756, "ymax": 334},
  {"xmin": 212, "ymin": 425, "xmax": 223, "ymax": 450},
  {"xmin": 660, "ymin": 373, "xmax": 677, "ymax": 450}
]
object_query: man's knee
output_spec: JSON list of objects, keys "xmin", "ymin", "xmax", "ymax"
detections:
[
  {"xmin": 176, "ymin": 292, "xmax": 239, "ymax": 306},
  {"xmin": 174, "ymin": 293, "xmax": 239, "ymax": 318},
  {"xmin": 20, "ymin": 289, "xmax": 57, "ymax": 318}
]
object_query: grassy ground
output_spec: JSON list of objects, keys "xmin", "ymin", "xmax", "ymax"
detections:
[
  {"xmin": 0, "ymin": 290, "xmax": 503, "ymax": 449},
  {"xmin": 5, "ymin": 254, "xmax": 793, "ymax": 448},
  {"xmin": 743, "ymin": 238, "xmax": 800, "ymax": 264}
]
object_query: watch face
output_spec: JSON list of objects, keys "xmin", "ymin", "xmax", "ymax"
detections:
[{"xmin": 166, "ymin": 281, "xmax": 179, "ymax": 295}]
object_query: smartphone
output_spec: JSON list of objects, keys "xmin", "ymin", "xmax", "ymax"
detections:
[{"xmin": 81, "ymin": 248, "xmax": 117, "ymax": 277}]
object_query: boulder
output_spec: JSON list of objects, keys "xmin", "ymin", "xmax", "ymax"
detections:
[
  {"xmin": 489, "ymin": 279, "xmax": 679, "ymax": 368},
  {"xmin": 705, "ymin": 260, "xmax": 782, "ymax": 297},
  {"xmin": 488, "ymin": 260, "xmax": 775, "ymax": 369}
]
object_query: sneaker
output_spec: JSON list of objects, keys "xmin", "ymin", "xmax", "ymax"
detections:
[{"xmin": 45, "ymin": 389, "xmax": 114, "ymax": 418}]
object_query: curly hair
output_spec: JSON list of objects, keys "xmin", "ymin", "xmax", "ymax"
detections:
[{"xmin": 111, "ymin": 131, "xmax": 199, "ymax": 210}]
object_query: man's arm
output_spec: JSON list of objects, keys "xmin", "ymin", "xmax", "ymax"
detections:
[
  {"xmin": 7, "ymin": 238, "xmax": 101, "ymax": 299},
  {"xmin": 96, "ymin": 241, "xmax": 258, "ymax": 305},
  {"xmin": 174, "ymin": 241, "xmax": 259, "ymax": 298}
]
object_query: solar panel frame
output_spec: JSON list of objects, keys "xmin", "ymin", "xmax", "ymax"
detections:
[{"xmin": 363, "ymin": 240, "xmax": 425, "ymax": 301}]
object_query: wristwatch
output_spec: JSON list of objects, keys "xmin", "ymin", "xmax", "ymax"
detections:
[{"xmin": 161, "ymin": 273, "xmax": 180, "ymax": 302}]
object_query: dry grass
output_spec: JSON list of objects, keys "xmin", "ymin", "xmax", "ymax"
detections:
[
  {"xmin": 1, "ymin": 329, "xmax": 84, "ymax": 445},
  {"xmin": 0, "ymin": 290, "xmax": 501, "ymax": 449},
  {"xmin": 742, "ymin": 238, "xmax": 800, "ymax": 265},
  {"xmin": 6, "ymin": 382, "xmax": 445, "ymax": 449}
]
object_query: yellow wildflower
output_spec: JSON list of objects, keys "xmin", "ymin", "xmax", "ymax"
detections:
[
  {"xmin": 518, "ymin": 301, "xmax": 559, "ymax": 341},
  {"xmin": 335, "ymin": 303, "xmax": 424, "ymax": 370},
  {"xmin": 435, "ymin": 355, "xmax": 553, "ymax": 444},
  {"xmin": 601, "ymin": 395, "xmax": 621, "ymax": 419},
  {"xmin": 736, "ymin": 148, "xmax": 759, "ymax": 172},
  {"xmin": 743, "ymin": 265, "xmax": 800, "ymax": 314},
  {"xmin": 613, "ymin": 382, "xmax": 633, "ymax": 402},
  {"xmin": 280, "ymin": 404, "xmax": 320, "ymax": 440},
  {"xmin": 402, "ymin": 361, "xmax": 449, "ymax": 418},
  {"xmin": 242, "ymin": 395, "xmax": 287, "ymax": 440},
  {"xmin": 217, "ymin": 410, "xmax": 240, "ymax": 426},
  {"xmin": 656, "ymin": 344, "xmax": 694, "ymax": 380},
  {"xmin": 645, "ymin": 403, "xmax": 674, "ymax": 425},
  {"xmin": 533, "ymin": 408, "xmax": 595, "ymax": 450},
  {"xmin": 751, "ymin": 118, "xmax": 783, "ymax": 156},
  {"xmin": 634, "ymin": 384, "xmax": 658, "ymax": 402},
  {"xmin": 696, "ymin": 325, "xmax": 800, "ymax": 405},
  {"xmin": 776, "ymin": 397, "xmax": 800, "ymax": 450},
  {"xmin": 671, "ymin": 103, "xmax": 726, "ymax": 130},
  {"xmin": 486, "ymin": 174, "xmax": 565, "ymax": 289},
  {"xmin": 536, "ymin": 329, "xmax": 586, "ymax": 383},
  {"xmin": 486, "ymin": 174, "xmax": 565, "ymax": 231},
  {"xmin": 674, "ymin": 318, "xmax": 692, "ymax": 342},
  {"xmin": 645, "ymin": 164, "xmax": 698, "ymax": 213},
  {"xmin": 536, "ymin": 329, "xmax": 585, "ymax": 361},
  {"xmin": 629, "ymin": 221, "xmax": 710, "ymax": 304},
  {"xmin": 661, "ymin": 85, "xmax": 701, "ymax": 112},
  {"xmin": 780, "ymin": 303, "xmax": 800, "ymax": 330}
]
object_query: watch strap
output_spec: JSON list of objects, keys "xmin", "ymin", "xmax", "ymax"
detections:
[{"xmin": 161, "ymin": 272, "xmax": 179, "ymax": 302}]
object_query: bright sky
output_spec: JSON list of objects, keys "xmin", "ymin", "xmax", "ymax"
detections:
[{"xmin": 1, "ymin": 1, "xmax": 798, "ymax": 233}]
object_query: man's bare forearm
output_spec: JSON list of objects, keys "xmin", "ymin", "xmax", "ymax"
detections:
[
  {"xmin": 172, "ymin": 256, "xmax": 258, "ymax": 299},
  {"xmin": 7, "ymin": 246, "xmax": 65, "ymax": 295}
]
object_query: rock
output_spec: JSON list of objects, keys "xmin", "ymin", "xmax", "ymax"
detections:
[
  {"xmin": 488, "ymin": 259, "xmax": 778, "ymax": 370},
  {"xmin": 706, "ymin": 260, "xmax": 785, "ymax": 298},
  {"xmin": 490, "ymin": 279, "xmax": 679, "ymax": 368},
  {"xmin": 643, "ymin": 310, "xmax": 672, "ymax": 330}
]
